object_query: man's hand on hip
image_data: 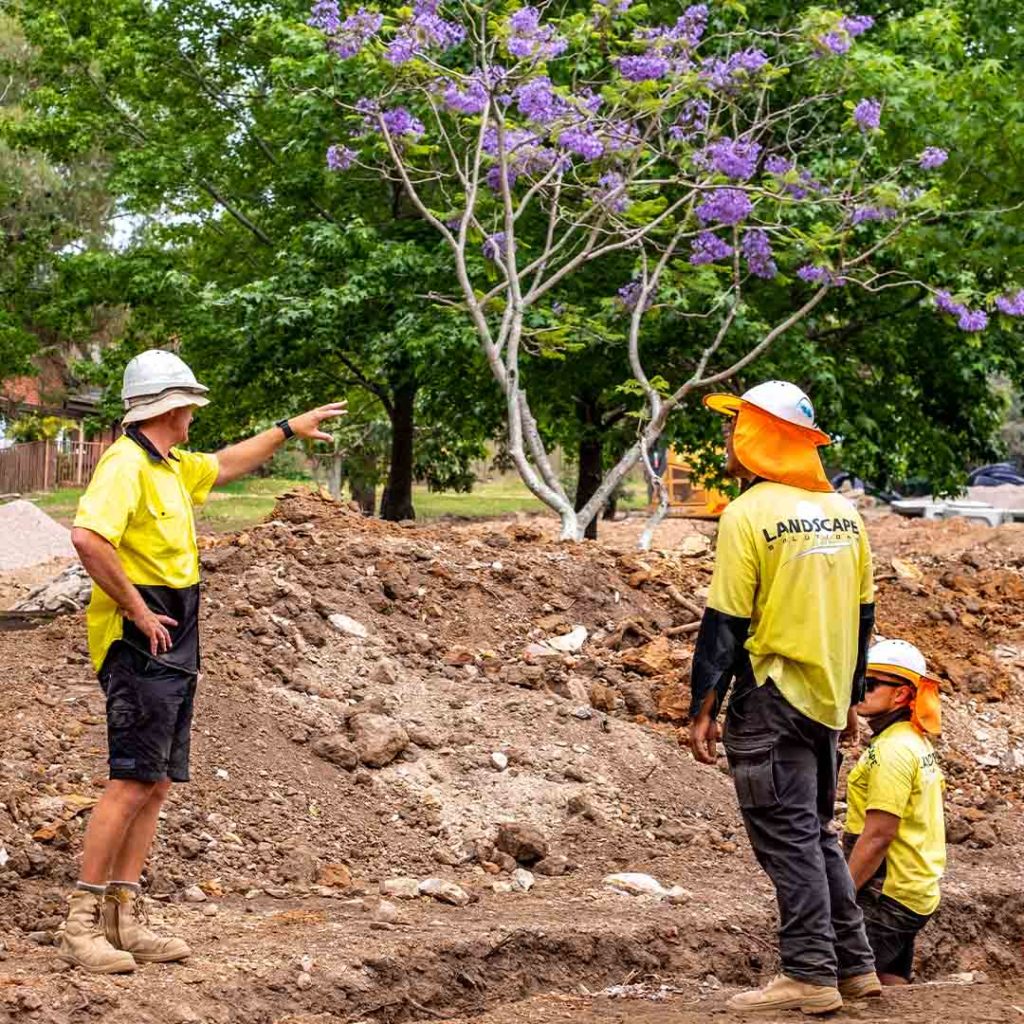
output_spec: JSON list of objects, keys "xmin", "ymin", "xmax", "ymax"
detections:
[
  {"xmin": 288, "ymin": 402, "xmax": 349, "ymax": 442},
  {"xmin": 129, "ymin": 608, "xmax": 179, "ymax": 657}
]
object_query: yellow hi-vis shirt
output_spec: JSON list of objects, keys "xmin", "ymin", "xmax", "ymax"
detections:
[
  {"xmin": 73, "ymin": 432, "xmax": 219, "ymax": 673},
  {"xmin": 706, "ymin": 481, "xmax": 874, "ymax": 729},
  {"xmin": 845, "ymin": 721, "xmax": 946, "ymax": 915}
]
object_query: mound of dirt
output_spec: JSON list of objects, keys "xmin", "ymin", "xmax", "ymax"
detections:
[
  {"xmin": 0, "ymin": 490, "xmax": 1022, "ymax": 1022},
  {"xmin": 0, "ymin": 500, "xmax": 75, "ymax": 571}
]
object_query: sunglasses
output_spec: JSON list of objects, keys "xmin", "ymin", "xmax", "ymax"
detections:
[{"xmin": 865, "ymin": 676, "xmax": 907, "ymax": 693}]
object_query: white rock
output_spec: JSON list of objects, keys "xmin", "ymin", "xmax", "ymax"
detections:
[
  {"xmin": 603, "ymin": 872, "xmax": 670, "ymax": 898},
  {"xmin": 214, "ymin": 768, "xmax": 229, "ymax": 781},
  {"xmin": 666, "ymin": 885, "xmax": 691, "ymax": 905},
  {"xmin": 328, "ymin": 614, "xmax": 369, "ymax": 638},
  {"xmin": 374, "ymin": 899, "xmax": 400, "ymax": 925},
  {"xmin": 491, "ymin": 881, "xmax": 514, "ymax": 894},
  {"xmin": 418, "ymin": 878, "xmax": 470, "ymax": 906},
  {"xmin": 183, "ymin": 885, "xmax": 208, "ymax": 903},
  {"xmin": 0, "ymin": 846, "xmax": 7, "ymax": 868},
  {"xmin": 546, "ymin": 625, "xmax": 588, "ymax": 653},
  {"xmin": 380, "ymin": 877, "xmax": 421, "ymax": 900},
  {"xmin": 296, "ymin": 972, "xmax": 313, "ymax": 991},
  {"xmin": 511, "ymin": 869, "xmax": 535, "ymax": 893},
  {"xmin": 299, "ymin": 954, "xmax": 315, "ymax": 973},
  {"xmin": 491, "ymin": 752, "xmax": 509, "ymax": 771}
]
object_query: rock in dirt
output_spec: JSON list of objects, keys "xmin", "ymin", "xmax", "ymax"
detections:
[
  {"xmin": 490, "ymin": 751, "xmax": 509, "ymax": 771},
  {"xmin": 350, "ymin": 713, "xmax": 409, "ymax": 767},
  {"xmin": 418, "ymin": 878, "xmax": 470, "ymax": 906},
  {"xmin": 12, "ymin": 562, "xmax": 91, "ymax": 612},
  {"xmin": 312, "ymin": 733, "xmax": 359, "ymax": 770},
  {"xmin": 511, "ymin": 868, "xmax": 535, "ymax": 892},
  {"xmin": 327, "ymin": 613, "xmax": 369, "ymax": 638},
  {"xmin": 183, "ymin": 885, "xmax": 208, "ymax": 903},
  {"xmin": 380, "ymin": 877, "xmax": 421, "ymax": 900},
  {"xmin": 374, "ymin": 899, "xmax": 400, "ymax": 924},
  {"xmin": 604, "ymin": 872, "xmax": 672, "ymax": 898},
  {"xmin": 534, "ymin": 854, "xmax": 569, "ymax": 877},
  {"xmin": 545, "ymin": 626, "xmax": 588, "ymax": 653},
  {"xmin": 495, "ymin": 823, "xmax": 549, "ymax": 865},
  {"xmin": 317, "ymin": 863, "xmax": 353, "ymax": 889},
  {"xmin": 0, "ymin": 501, "xmax": 75, "ymax": 571}
]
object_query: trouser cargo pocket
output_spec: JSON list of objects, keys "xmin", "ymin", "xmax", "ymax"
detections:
[{"xmin": 726, "ymin": 740, "xmax": 780, "ymax": 809}]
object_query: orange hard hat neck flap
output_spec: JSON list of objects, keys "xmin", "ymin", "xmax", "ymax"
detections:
[
  {"xmin": 910, "ymin": 676, "xmax": 943, "ymax": 736},
  {"xmin": 731, "ymin": 404, "xmax": 833, "ymax": 492}
]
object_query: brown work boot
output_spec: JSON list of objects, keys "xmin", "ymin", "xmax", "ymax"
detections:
[
  {"xmin": 727, "ymin": 974, "xmax": 843, "ymax": 1015},
  {"xmin": 838, "ymin": 971, "xmax": 882, "ymax": 999},
  {"xmin": 103, "ymin": 886, "xmax": 191, "ymax": 963},
  {"xmin": 56, "ymin": 890, "xmax": 136, "ymax": 974}
]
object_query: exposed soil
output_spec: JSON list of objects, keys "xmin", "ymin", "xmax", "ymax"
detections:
[{"xmin": 1, "ymin": 491, "xmax": 1022, "ymax": 1024}]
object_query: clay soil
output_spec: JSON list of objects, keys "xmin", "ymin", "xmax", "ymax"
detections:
[{"xmin": 1, "ymin": 492, "xmax": 1023, "ymax": 1023}]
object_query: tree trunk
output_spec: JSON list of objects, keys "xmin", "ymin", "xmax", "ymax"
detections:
[
  {"xmin": 351, "ymin": 479, "xmax": 376, "ymax": 516},
  {"xmin": 380, "ymin": 379, "xmax": 417, "ymax": 521},
  {"xmin": 574, "ymin": 402, "xmax": 604, "ymax": 541}
]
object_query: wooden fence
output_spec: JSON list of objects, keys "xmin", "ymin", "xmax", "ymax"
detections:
[{"xmin": 0, "ymin": 439, "xmax": 109, "ymax": 496}]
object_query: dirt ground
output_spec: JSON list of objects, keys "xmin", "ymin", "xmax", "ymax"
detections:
[{"xmin": 1, "ymin": 493, "xmax": 1022, "ymax": 1023}]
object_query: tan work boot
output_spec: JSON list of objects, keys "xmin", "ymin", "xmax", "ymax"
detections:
[
  {"xmin": 103, "ymin": 886, "xmax": 191, "ymax": 963},
  {"xmin": 56, "ymin": 890, "xmax": 136, "ymax": 974},
  {"xmin": 727, "ymin": 974, "xmax": 843, "ymax": 1015},
  {"xmin": 839, "ymin": 971, "xmax": 882, "ymax": 999}
]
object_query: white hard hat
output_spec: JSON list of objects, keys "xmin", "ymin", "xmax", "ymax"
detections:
[
  {"xmin": 121, "ymin": 349, "xmax": 208, "ymax": 403},
  {"xmin": 867, "ymin": 638, "xmax": 928, "ymax": 685},
  {"xmin": 704, "ymin": 380, "xmax": 820, "ymax": 432}
]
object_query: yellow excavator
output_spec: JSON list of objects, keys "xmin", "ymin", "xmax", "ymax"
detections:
[{"xmin": 652, "ymin": 448, "xmax": 731, "ymax": 519}]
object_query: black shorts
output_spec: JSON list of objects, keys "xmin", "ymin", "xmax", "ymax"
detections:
[
  {"xmin": 858, "ymin": 888, "xmax": 932, "ymax": 981},
  {"xmin": 99, "ymin": 642, "xmax": 198, "ymax": 783}
]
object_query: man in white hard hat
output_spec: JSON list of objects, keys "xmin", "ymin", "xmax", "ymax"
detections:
[
  {"xmin": 57, "ymin": 349, "xmax": 345, "ymax": 973},
  {"xmin": 844, "ymin": 638, "xmax": 945, "ymax": 986},
  {"xmin": 688, "ymin": 380, "xmax": 879, "ymax": 1014}
]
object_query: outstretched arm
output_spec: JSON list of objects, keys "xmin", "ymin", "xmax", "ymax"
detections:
[{"xmin": 215, "ymin": 402, "xmax": 347, "ymax": 485}]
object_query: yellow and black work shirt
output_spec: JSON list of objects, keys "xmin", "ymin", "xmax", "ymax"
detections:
[
  {"xmin": 74, "ymin": 428, "xmax": 219, "ymax": 674},
  {"xmin": 845, "ymin": 721, "xmax": 946, "ymax": 915},
  {"xmin": 691, "ymin": 480, "xmax": 874, "ymax": 730}
]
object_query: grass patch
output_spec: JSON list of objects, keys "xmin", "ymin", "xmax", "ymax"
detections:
[{"xmin": 27, "ymin": 474, "xmax": 650, "ymax": 532}]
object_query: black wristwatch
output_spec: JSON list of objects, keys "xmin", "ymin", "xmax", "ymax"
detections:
[{"xmin": 276, "ymin": 418, "xmax": 295, "ymax": 440}]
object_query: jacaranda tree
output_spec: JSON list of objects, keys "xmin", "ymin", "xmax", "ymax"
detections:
[{"xmin": 313, "ymin": 1, "xmax": 1020, "ymax": 540}]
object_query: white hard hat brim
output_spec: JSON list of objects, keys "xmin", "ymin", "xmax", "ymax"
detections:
[
  {"xmin": 122, "ymin": 390, "xmax": 210, "ymax": 425},
  {"xmin": 703, "ymin": 392, "xmax": 831, "ymax": 446}
]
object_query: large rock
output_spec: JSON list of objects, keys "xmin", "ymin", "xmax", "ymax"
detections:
[
  {"xmin": 328, "ymin": 613, "xmax": 369, "ymax": 638},
  {"xmin": 350, "ymin": 714, "xmax": 409, "ymax": 768},
  {"xmin": 495, "ymin": 823, "xmax": 549, "ymax": 865},
  {"xmin": 380, "ymin": 877, "xmax": 420, "ymax": 900},
  {"xmin": 312, "ymin": 734, "xmax": 359, "ymax": 770}
]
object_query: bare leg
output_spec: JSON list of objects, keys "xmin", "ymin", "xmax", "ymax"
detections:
[
  {"xmin": 78, "ymin": 780, "xmax": 159, "ymax": 886},
  {"xmin": 108, "ymin": 780, "xmax": 172, "ymax": 883}
]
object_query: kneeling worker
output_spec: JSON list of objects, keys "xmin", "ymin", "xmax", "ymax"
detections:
[{"xmin": 844, "ymin": 638, "xmax": 946, "ymax": 986}]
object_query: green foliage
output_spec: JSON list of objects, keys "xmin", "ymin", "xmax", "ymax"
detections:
[{"xmin": 8, "ymin": 413, "xmax": 77, "ymax": 441}]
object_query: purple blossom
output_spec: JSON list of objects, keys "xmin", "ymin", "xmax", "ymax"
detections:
[
  {"xmin": 482, "ymin": 126, "xmax": 538, "ymax": 155},
  {"xmin": 308, "ymin": 0, "xmax": 341, "ymax": 35},
  {"xmin": 617, "ymin": 54, "xmax": 672, "ymax": 81},
  {"xmin": 958, "ymin": 309, "xmax": 988, "ymax": 332},
  {"xmin": 819, "ymin": 31, "xmax": 851, "ymax": 55},
  {"xmin": 483, "ymin": 129, "xmax": 560, "ymax": 191},
  {"xmin": 919, "ymin": 147, "xmax": 949, "ymax": 170},
  {"xmin": 797, "ymin": 264, "xmax": 833, "ymax": 284},
  {"xmin": 850, "ymin": 205, "xmax": 896, "ymax": 225},
  {"xmin": 617, "ymin": 280, "xmax": 654, "ymax": 313},
  {"xmin": 765, "ymin": 155, "xmax": 793, "ymax": 175},
  {"xmin": 443, "ymin": 77, "xmax": 488, "ymax": 115},
  {"xmin": 934, "ymin": 290, "xmax": 964, "ymax": 315},
  {"xmin": 558, "ymin": 127, "xmax": 604, "ymax": 160},
  {"xmin": 700, "ymin": 49, "xmax": 769, "ymax": 91},
  {"xmin": 381, "ymin": 107, "xmax": 425, "ymax": 138},
  {"xmin": 689, "ymin": 231, "xmax": 733, "ymax": 265},
  {"xmin": 506, "ymin": 6, "xmax": 568, "ymax": 60},
  {"xmin": 514, "ymin": 77, "xmax": 569, "ymax": 124},
  {"xmin": 696, "ymin": 189, "xmax": 753, "ymax": 226},
  {"xmin": 604, "ymin": 120, "xmax": 642, "ymax": 152},
  {"xmin": 996, "ymin": 290, "xmax": 1024, "ymax": 316},
  {"xmin": 593, "ymin": 171, "xmax": 630, "ymax": 213},
  {"xmin": 320, "ymin": 6, "xmax": 384, "ymax": 59},
  {"xmin": 637, "ymin": 6, "xmax": 708, "ymax": 55},
  {"xmin": 326, "ymin": 144, "xmax": 357, "ymax": 171},
  {"xmin": 482, "ymin": 231, "xmax": 509, "ymax": 263},
  {"xmin": 669, "ymin": 98, "xmax": 710, "ymax": 142},
  {"xmin": 600, "ymin": 0, "xmax": 632, "ymax": 12},
  {"xmin": 741, "ymin": 229, "xmax": 777, "ymax": 279},
  {"xmin": 841, "ymin": 14, "xmax": 875, "ymax": 36},
  {"xmin": 385, "ymin": 1, "xmax": 465, "ymax": 64},
  {"xmin": 853, "ymin": 98, "xmax": 882, "ymax": 132},
  {"xmin": 702, "ymin": 138, "xmax": 762, "ymax": 180}
]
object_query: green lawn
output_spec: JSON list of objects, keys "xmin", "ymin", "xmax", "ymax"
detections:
[{"xmin": 30, "ymin": 475, "xmax": 649, "ymax": 533}]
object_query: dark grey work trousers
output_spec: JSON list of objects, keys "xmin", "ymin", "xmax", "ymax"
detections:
[{"xmin": 723, "ymin": 679, "xmax": 875, "ymax": 987}]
